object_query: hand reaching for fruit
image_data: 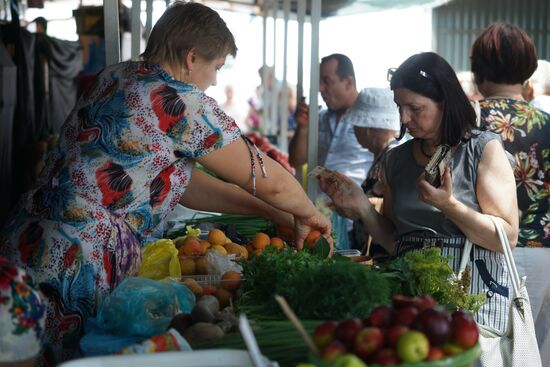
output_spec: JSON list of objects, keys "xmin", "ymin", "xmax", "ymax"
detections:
[{"xmin": 293, "ymin": 214, "xmax": 333, "ymax": 256}]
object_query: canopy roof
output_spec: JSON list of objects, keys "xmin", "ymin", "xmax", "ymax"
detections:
[{"xmin": 201, "ymin": 0, "xmax": 451, "ymax": 17}]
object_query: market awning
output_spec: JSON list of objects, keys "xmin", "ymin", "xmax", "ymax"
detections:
[{"xmin": 196, "ymin": 0, "xmax": 452, "ymax": 17}]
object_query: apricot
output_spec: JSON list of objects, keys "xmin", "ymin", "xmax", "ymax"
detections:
[
  {"xmin": 195, "ymin": 256, "xmax": 208, "ymax": 275},
  {"xmin": 305, "ymin": 230, "xmax": 322, "ymax": 250},
  {"xmin": 199, "ymin": 240, "xmax": 211, "ymax": 255},
  {"xmin": 207, "ymin": 228, "xmax": 227, "ymax": 246},
  {"xmin": 183, "ymin": 278, "xmax": 203, "ymax": 296},
  {"xmin": 251, "ymin": 232, "xmax": 270, "ymax": 250},
  {"xmin": 178, "ymin": 236, "xmax": 203, "ymax": 256},
  {"xmin": 224, "ymin": 242, "xmax": 243, "ymax": 257},
  {"xmin": 270, "ymin": 237, "xmax": 285, "ymax": 250},
  {"xmin": 221, "ymin": 271, "xmax": 242, "ymax": 292},
  {"xmin": 211, "ymin": 245, "xmax": 228, "ymax": 256},
  {"xmin": 179, "ymin": 257, "xmax": 196, "ymax": 276}
]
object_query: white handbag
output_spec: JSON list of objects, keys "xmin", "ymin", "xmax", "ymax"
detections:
[{"xmin": 459, "ymin": 216, "xmax": 542, "ymax": 367}]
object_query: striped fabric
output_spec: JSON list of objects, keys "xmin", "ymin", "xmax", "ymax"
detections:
[{"xmin": 397, "ymin": 237, "xmax": 511, "ymax": 333}]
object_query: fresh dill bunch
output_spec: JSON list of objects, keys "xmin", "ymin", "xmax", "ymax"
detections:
[{"xmin": 383, "ymin": 247, "xmax": 486, "ymax": 313}]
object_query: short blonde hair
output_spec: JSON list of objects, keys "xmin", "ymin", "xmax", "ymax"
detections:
[{"xmin": 142, "ymin": 1, "xmax": 237, "ymax": 68}]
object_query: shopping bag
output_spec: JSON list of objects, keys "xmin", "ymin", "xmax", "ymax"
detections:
[
  {"xmin": 462, "ymin": 216, "xmax": 542, "ymax": 367},
  {"xmin": 138, "ymin": 238, "xmax": 181, "ymax": 280}
]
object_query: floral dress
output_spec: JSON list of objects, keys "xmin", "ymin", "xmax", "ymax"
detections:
[
  {"xmin": 0, "ymin": 256, "xmax": 46, "ymax": 363},
  {"xmin": 479, "ymin": 98, "xmax": 550, "ymax": 247},
  {"xmin": 0, "ymin": 61, "xmax": 240, "ymax": 362}
]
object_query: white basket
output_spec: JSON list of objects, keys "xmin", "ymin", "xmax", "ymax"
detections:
[{"xmin": 59, "ymin": 349, "xmax": 278, "ymax": 367}]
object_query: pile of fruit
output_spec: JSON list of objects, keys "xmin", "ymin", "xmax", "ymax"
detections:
[
  {"xmin": 312, "ymin": 295, "xmax": 480, "ymax": 366},
  {"xmin": 175, "ymin": 228, "xmax": 249, "ymax": 265}
]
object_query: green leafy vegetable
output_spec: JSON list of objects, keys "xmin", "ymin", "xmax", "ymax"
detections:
[
  {"xmin": 380, "ymin": 247, "xmax": 485, "ymax": 313},
  {"xmin": 236, "ymin": 247, "xmax": 393, "ymax": 320}
]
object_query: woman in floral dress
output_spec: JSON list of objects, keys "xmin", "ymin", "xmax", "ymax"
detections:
[
  {"xmin": 0, "ymin": 2, "xmax": 331, "ymax": 363},
  {"xmin": 471, "ymin": 22, "xmax": 549, "ymax": 247}
]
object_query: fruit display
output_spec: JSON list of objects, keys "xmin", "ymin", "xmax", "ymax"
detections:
[
  {"xmin": 310, "ymin": 295, "xmax": 481, "ymax": 366},
  {"xmin": 172, "ymin": 228, "xmax": 247, "ymax": 311}
]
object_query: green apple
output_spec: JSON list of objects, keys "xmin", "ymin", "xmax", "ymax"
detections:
[
  {"xmin": 397, "ymin": 330, "xmax": 430, "ymax": 363},
  {"xmin": 331, "ymin": 354, "xmax": 366, "ymax": 367}
]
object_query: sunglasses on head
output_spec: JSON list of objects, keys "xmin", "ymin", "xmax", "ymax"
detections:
[{"xmin": 387, "ymin": 68, "xmax": 436, "ymax": 83}]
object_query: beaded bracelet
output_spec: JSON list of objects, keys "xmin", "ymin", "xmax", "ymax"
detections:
[{"xmin": 241, "ymin": 135, "xmax": 268, "ymax": 196}]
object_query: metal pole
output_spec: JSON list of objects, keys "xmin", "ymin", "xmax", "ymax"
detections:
[
  {"xmin": 307, "ymin": 0, "xmax": 321, "ymax": 200},
  {"xmin": 297, "ymin": 0, "xmax": 305, "ymax": 101},
  {"xmin": 145, "ymin": 0, "xmax": 153, "ymax": 41},
  {"xmin": 104, "ymin": 0, "xmax": 121, "ymax": 66},
  {"xmin": 270, "ymin": 0, "xmax": 278, "ymax": 138},
  {"xmin": 261, "ymin": 0, "xmax": 268, "ymax": 135},
  {"xmin": 279, "ymin": 0, "xmax": 290, "ymax": 153},
  {"xmin": 131, "ymin": 0, "xmax": 141, "ymax": 59}
]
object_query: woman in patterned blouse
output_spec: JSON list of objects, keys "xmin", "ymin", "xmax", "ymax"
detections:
[
  {"xmin": 0, "ymin": 2, "xmax": 331, "ymax": 363},
  {"xmin": 471, "ymin": 22, "xmax": 550, "ymax": 247}
]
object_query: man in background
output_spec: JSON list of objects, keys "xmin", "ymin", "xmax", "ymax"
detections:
[
  {"xmin": 289, "ymin": 53, "xmax": 373, "ymax": 186},
  {"xmin": 289, "ymin": 53, "xmax": 373, "ymax": 249}
]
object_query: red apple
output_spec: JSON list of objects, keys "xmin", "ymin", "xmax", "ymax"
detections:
[
  {"xmin": 313, "ymin": 320, "xmax": 338, "ymax": 349},
  {"xmin": 364, "ymin": 304, "xmax": 393, "ymax": 328},
  {"xmin": 386, "ymin": 325, "xmax": 409, "ymax": 348},
  {"xmin": 392, "ymin": 294, "xmax": 418, "ymax": 308},
  {"xmin": 371, "ymin": 348, "xmax": 400, "ymax": 365},
  {"xmin": 322, "ymin": 340, "xmax": 348, "ymax": 361},
  {"xmin": 451, "ymin": 310, "xmax": 479, "ymax": 349},
  {"xmin": 413, "ymin": 306, "xmax": 451, "ymax": 346},
  {"xmin": 415, "ymin": 295, "xmax": 438, "ymax": 310},
  {"xmin": 426, "ymin": 346, "xmax": 445, "ymax": 361},
  {"xmin": 335, "ymin": 318, "xmax": 364, "ymax": 347},
  {"xmin": 353, "ymin": 327, "xmax": 385, "ymax": 360},
  {"xmin": 392, "ymin": 305, "xmax": 419, "ymax": 327},
  {"xmin": 397, "ymin": 330, "xmax": 430, "ymax": 363}
]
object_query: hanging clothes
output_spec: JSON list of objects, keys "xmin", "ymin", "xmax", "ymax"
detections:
[
  {"xmin": 34, "ymin": 33, "xmax": 82, "ymax": 134},
  {"xmin": 0, "ymin": 41, "xmax": 17, "ymax": 224}
]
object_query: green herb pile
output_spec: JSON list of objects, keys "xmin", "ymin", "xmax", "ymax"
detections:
[
  {"xmin": 380, "ymin": 247, "xmax": 486, "ymax": 313},
  {"xmin": 236, "ymin": 247, "xmax": 393, "ymax": 320}
]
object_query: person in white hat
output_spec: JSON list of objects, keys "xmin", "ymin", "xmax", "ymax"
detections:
[{"xmin": 343, "ymin": 87, "xmax": 401, "ymax": 257}]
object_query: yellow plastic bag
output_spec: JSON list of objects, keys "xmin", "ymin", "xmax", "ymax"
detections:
[{"xmin": 138, "ymin": 239, "xmax": 181, "ymax": 280}]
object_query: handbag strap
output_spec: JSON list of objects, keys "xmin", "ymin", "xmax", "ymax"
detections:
[
  {"xmin": 458, "ymin": 238, "xmax": 473, "ymax": 279},
  {"xmin": 488, "ymin": 215, "xmax": 521, "ymax": 298},
  {"xmin": 458, "ymin": 216, "xmax": 521, "ymax": 296}
]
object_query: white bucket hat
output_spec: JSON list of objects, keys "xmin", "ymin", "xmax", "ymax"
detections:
[{"xmin": 346, "ymin": 87, "xmax": 400, "ymax": 132}]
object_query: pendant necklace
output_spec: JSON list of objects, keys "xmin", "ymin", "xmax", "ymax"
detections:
[{"xmin": 420, "ymin": 139, "xmax": 433, "ymax": 159}]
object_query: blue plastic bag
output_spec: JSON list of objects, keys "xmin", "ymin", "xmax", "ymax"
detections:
[
  {"xmin": 96, "ymin": 277, "xmax": 195, "ymax": 337},
  {"xmin": 80, "ymin": 318, "xmax": 146, "ymax": 356}
]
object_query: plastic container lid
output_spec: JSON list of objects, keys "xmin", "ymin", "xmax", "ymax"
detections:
[{"xmin": 59, "ymin": 349, "xmax": 278, "ymax": 367}]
